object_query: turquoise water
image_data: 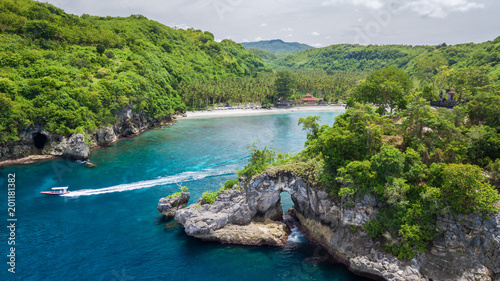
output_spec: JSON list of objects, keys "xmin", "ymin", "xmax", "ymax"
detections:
[{"xmin": 1, "ymin": 111, "xmax": 371, "ymax": 281}]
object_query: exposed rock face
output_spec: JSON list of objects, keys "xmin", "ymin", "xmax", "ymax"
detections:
[
  {"xmin": 247, "ymin": 171, "xmax": 500, "ymax": 281},
  {"xmin": 175, "ymin": 170, "xmax": 500, "ymax": 280},
  {"xmin": 195, "ymin": 221, "xmax": 288, "ymax": 246},
  {"xmin": 157, "ymin": 192, "xmax": 190, "ymax": 219},
  {"xmin": 62, "ymin": 133, "xmax": 90, "ymax": 160},
  {"xmin": 95, "ymin": 127, "xmax": 117, "ymax": 146},
  {"xmin": 174, "ymin": 186, "xmax": 288, "ymax": 246},
  {"xmin": 0, "ymin": 107, "xmax": 176, "ymax": 162}
]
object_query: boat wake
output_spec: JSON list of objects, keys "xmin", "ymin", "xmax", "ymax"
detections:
[{"xmin": 63, "ymin": 168, "xmax": 234, "ymax": 197}]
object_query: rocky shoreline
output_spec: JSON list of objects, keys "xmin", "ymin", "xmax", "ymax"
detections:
[
  {"xmin": 160, "ymin": 171, "xmax": 500, "ymax": 281},
  {"xmin": 0, "ymin": 107, "xmax": 185, "ymax": 166}
]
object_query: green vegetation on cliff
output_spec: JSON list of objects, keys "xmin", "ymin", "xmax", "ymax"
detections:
[{"xmin": 0, "ymin": 0, "xmax": 270, "ymax": 143}]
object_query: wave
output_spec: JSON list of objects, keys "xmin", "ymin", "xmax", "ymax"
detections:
[
  {"xmin": 287, "ymin": 226, "xmax": 306, "ymax": 244},
  {"xmin": 63, "ymin": 168, "xmax": 234, "ymax": 197}
]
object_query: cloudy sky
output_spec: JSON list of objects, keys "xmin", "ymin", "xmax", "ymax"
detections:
[{"xmin": 42, "ymin": 0, "xmax": 499, "ymax": 47}]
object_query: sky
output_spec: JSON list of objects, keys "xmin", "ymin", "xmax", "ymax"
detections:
[{"xmin": 41, "ymin": 0, "xmax": 500, "ymax": 48}]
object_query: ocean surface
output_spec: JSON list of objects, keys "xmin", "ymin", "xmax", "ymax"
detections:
[{"xmin": 1, "ymin": 111, "xmax": 371, "ymax": 281}]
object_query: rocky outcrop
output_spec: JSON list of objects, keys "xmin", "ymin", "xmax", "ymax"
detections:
[
  {"xmin": 0, "ymin": 107, "xmax": 177, "ymax": 162},
  {"xmin": 194, "ymin": 221, "xmax": 288, "ymax": 246},
  {"xmin": 0, "ymin": 127, "xmax": 89, "ymax": 161},
  {"xmin": 174, "ymin": 186, "xmax": 289, "ymax": 246},
  {"xmin": 94, "ymin": 127, "xmax": 118, "ymax": 145},
  {"xmin": 157, "ymin": 192, "xmax": 190, "ymax": 219},
  {"xmin": 173, "ymin": 170, "xmax": 500, "ymax": 280}
]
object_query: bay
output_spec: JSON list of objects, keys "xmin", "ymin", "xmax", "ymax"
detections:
[{"xmin": 1, "ymin": 110, "xmax": 371, "ymax": 281}]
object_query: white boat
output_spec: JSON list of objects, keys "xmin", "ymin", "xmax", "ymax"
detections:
[{"xmin": 41, "ymin": 186, "xmax": 69, "ymax": 195}]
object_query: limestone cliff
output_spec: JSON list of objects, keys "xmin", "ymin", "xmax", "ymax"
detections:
[
  {"xmin": 174, "ymin": 171, "xmax": 500, "ymax": 281},
  {"xmin": 0, "ymin": 107, "xmax": 178, "ymax": 162}
]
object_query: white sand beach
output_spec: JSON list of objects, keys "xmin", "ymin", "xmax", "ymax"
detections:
[{"xmin": 182, "ymin": 105, "xmax": 346, "ymax": 119}]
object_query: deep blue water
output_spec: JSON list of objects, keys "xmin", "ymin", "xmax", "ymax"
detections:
[{"xmin": 1, "ymin": 111, "xmax": 371, "ymax": 281}]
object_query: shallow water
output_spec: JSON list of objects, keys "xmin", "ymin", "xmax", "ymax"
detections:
[{"xmin": 1, "ymin": 111, "xmax": 371, "ymax": 281}]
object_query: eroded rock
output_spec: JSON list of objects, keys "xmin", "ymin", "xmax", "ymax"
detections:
[{"xmin": 157, "ymin": 192, "xmax": 190, "ymax": 219}]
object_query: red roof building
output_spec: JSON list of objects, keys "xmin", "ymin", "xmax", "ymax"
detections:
[{"xmin": 301, "ymin": 94, "xmax": 317, "ymax": 104}]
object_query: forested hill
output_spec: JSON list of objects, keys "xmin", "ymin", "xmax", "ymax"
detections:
[
  {"xmin": 241, "ymin": 39, "xmax": 314, "ymax": 54},
  {"xmin": 0, "ymin": 0, "xmax": 271, "ymax": 142},
  {"xmin": 271, "ymin": 40, "xmax": 500, "ymax": 76}
]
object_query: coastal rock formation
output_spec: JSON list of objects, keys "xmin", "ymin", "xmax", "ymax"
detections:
[
  {"xmin": 0, "ymin": 107, "xmax": 177, "ymax": 162},
  {"xmin": 174, "ymin": 186, "xmax": 289, "ymax": 246},
  {"xmin": 174, "ymin": 171, "xmax": 500, "ymax": 280},
  {"xmin": 157, "ymin": 192, "xmax": 190, "ymax": 219},
  {"xmin": 61, "ymin": 133, "xmax": 90, "ymax": 160},
  {"xmin": 95, "ymin": 127, "xmax": 118, "ymax": 146},
  {"xmin": 0, "ymin": 127, "xmax": 89, "ymax": 161}
]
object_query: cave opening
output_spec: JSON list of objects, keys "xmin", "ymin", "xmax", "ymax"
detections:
[{"xmin": 33, "ymin": 133, "xmax": 48, "ymax": 149}]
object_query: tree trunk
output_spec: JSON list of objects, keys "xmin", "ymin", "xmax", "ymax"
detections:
[{"xmin": 431, "ymin": 77, "xmax": 436, "ymax": 101}]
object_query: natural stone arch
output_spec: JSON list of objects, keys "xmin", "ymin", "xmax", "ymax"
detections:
[{"xmin": 245, "ymin": 171, "xmax": 311, "ymax": 222}]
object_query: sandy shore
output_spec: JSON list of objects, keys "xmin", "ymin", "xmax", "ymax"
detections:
[{"xmin": 182, "ymin": 105, "xmax": 346, "ymax": 119}]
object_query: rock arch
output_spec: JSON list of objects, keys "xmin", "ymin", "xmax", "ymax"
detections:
[{"xmin": 245, "ymin": 171, "xmax": 310, "ymax": 221}]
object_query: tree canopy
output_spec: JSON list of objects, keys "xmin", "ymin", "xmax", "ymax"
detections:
[{"xmin": 352, "ymin": 67, "xmax": 412, "ymax": 114}]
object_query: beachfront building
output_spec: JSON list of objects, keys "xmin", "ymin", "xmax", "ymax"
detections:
[{"xmin": 301, "ymin": 94, "xmax": 317, "ymax": 105}]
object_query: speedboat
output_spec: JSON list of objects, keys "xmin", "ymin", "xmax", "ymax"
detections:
[{"xmin": 41, "ymin": 186, "xmax": 69, "ymax": 195}]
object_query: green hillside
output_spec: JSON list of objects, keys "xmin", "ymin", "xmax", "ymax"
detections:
[
  {"xmin": 241, "ymin": 39, "xmax": 314, "ymax": 54},
  {"xmin": 0, "ymin": 0, "xmax": 271, "ymax": 142},
  {"xmin": 271, "ymin": 41, "xmax": 500, "ymax": 76},
  {"xmin": 246, "ymin": 48, "xmax": 277, "ymax": 63}
]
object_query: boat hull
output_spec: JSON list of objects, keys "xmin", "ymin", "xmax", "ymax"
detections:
[{"xmin": 40, "ymin": 191, "xmax": 69, "ymax": 195}]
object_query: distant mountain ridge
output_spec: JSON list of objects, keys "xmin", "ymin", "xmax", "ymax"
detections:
[{"xmin": 241, "ymin": 39, "xmax": 314, "ymax": 54}]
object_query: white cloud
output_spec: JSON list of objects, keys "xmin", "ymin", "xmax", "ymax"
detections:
[
  {"xmin": 321, "ymin": 0, "xmax": 485, "ymax": 18},
  {"xmin": 402, "ymin": 0, "xmax": 485, "ymax": 18},
  {"xmin": 281, "ymin": 27, "xmax": 294, "ymax": 32},
  {"xmin": 311, "ymin": 31, "xmax": 320, "ymax": 36},
  {"xmin": 322, "ymin": 0, "xmax": 384, "ymax": 10},
  {"xmin": 259, "ymin": 23, "xmax": 268, "ymax": 27},
  {"xmin": 255, "ymin": 36, "xmax": 262, "ymax": 41},
  {"xmin": 313, "ymin": 43, "xmax": 323, "ymax": 47}
]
